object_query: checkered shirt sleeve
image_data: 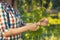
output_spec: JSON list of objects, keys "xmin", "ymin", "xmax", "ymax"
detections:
[{"xmin": 0, "ymin": 2, "xmax": 25, "ymax": 40}]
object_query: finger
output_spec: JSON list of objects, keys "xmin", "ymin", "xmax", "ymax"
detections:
[
  {"xmin": 40, "ymin": 18, "xmax": 47, "ymax": 22},
  {"xmin": 36, "ymin": 22, "xmax": 40, "ymax": 26}
]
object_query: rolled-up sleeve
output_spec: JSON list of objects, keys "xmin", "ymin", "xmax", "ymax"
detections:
[
  {"xmin": 15, "ymin": 11, "xmax": 26, "ymax": 27},
  {"xmin": 0, "ymin": 2, "xmax": 26, "ymax": 40}
]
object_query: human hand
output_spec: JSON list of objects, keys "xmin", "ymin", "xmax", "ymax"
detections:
[
  {"xmin": 27, "ymin": 18, "xmax": 48, "ymax": 31},
  {"xmin": 27, "ymin": 23, "xmax": 39, "ymax": 31},
  {"xmin": 40, "ymin": 18, "xmax": 48, "ymax": 26},
  {"xmin": 36, "ymin": 18, "xmax": 48, "ymax": 26}
]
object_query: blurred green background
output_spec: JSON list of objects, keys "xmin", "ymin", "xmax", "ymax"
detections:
[{"xmin": 17, "ymin": 0, "xmax": 60, "ymax": 40}]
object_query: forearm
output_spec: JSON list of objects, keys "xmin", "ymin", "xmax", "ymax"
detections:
[
  {"xmin": 4, "ymin": 22, "xmax": 41, "ymax": 37},
  {"xmin": 4, "ymin": 25, "xmax": 29, "ymax": 37}
]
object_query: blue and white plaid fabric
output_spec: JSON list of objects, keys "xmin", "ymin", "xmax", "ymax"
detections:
[{"xmin": 0, "ymin": 2, "xmax": 25, "ymax": 40}]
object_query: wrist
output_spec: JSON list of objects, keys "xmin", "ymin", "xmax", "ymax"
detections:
[{"xmin": 36, "ymin": 22, "xmax": 41, "ymax": 26}]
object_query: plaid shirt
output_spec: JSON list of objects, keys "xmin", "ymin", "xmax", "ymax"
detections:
[{"xmin": 0, "ymin": 2, "xmax": 25, "ymax": 40}]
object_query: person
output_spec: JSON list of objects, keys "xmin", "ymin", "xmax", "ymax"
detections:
[{"xmin": 0, "ymin": 0, "xmax": 48, "ymax": 40}]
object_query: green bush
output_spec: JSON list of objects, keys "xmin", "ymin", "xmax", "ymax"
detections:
[{"xmin": 17, "ymin": 0, "xmax": 60, "ymax": 40}]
